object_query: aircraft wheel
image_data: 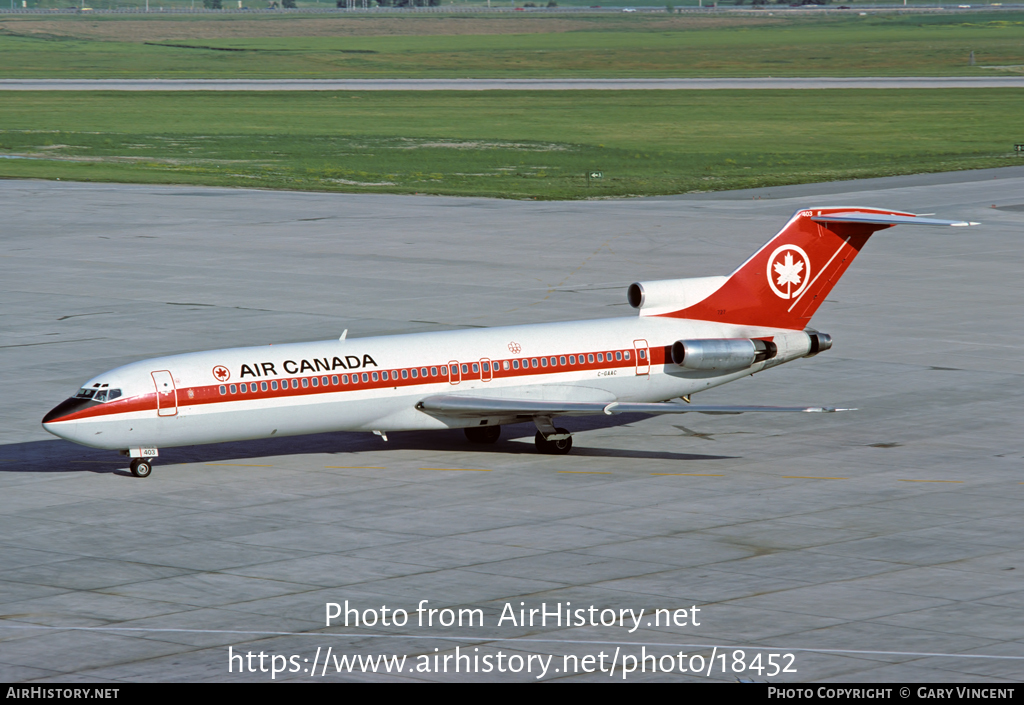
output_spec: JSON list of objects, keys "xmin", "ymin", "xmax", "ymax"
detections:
[
  {"xmin": 534, "ymin": 428, "xmax": 572, "ymax": 455},
  {"xmin": 130, "ymin": 459, "xmax": 152, "ymax": 478},
  {"xmin": 465, "ymin": 425, "xmax": 501, "ymax": 444}
]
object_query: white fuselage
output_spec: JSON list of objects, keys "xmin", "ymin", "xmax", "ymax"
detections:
[{"xmin": 44, "ymin": 315, "xmax": 813, "ymax": 451}]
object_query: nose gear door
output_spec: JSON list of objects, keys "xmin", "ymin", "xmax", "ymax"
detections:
[{"xmin": 151, "ymin": 370, "xmax": 178, "ymax": 417}]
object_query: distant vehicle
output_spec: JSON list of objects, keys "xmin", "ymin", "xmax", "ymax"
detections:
[
  {"xmin": 837, "ymin": 5, "xmax": 850, "ymax": 8},
  {"xmin": 43, "ymin": 209, "xmax": 977, "ymax": 476},
  {"xmin": 958, "ymin": 3, "xmax": 970, "ymax": 6},
  {"xmin": 622, "ymin": 7, "xmax": 636, "ymax": 11}
]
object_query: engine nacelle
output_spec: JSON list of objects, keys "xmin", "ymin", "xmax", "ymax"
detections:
[
  {"xmin": 671, "ymin": 338, "xmax": 778, "ymax": 371},
  {"xmin": 627, "ymin": 276, "xmax": 727, "ymax": 316},
  {"xmin": 804, "ymin": 332, "xmax": 833, "ymax": 357}
]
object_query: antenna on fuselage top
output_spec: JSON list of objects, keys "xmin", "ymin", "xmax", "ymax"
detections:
[{"xmin": 339, "ymin": 329, "xmax": 348, "ymax": 342}]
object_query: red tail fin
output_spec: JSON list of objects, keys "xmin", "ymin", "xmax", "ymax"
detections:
[{"xmin": 666, "ymin": 207, "xmax": 914, "ymax": 330}]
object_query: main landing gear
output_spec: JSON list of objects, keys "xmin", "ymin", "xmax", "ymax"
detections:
[
  {"xmin": 465, "ymin": 425, "xmax": 502, "ymax": 444},
  {"xmin": 463, "ymin": 423, "xmax": 573, "ymax": 454},
  {"xmin": 129, "ymin": 458, "xmax": 153, "ymax": 478},
  {"xmin": 534, "ymin": 428, "xmax": 572, "ymax": 455}
]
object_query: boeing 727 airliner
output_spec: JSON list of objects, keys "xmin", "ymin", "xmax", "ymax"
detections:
[{"xmin": 43, "ymin": 207, "xmax": 976, "ymax": 477}]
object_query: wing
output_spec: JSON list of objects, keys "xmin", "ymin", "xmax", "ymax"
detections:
[{"xmin": 415, "ymin": 394, "xmax": 848, "ymax": 418}]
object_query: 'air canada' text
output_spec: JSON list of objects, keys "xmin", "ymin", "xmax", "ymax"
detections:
[{"xmin": 240, "ymin": 355, "xmax": 379, "ymax": 379}]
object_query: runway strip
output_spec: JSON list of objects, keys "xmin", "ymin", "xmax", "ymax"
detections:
[{"xmin": 3, "ymin": 77, "xmax": 1024, "ymax": 91}]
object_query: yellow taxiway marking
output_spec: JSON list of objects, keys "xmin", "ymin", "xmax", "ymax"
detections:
[
  {"xmin": 652, "ymin": 473, "xmax": 724, "ymax": 477},
  {"xmin": 325, "ymin": 466, "xmax": 386, "ymax": 470},
  {"xmin": 782, "ymin": 476, "xmax": 849, "ymax": 480},
  {"xmin": 205, "ymin": 463, "xmax": 274, "ymax": 467},
  {"xmin": 898, "ymin": 479, "xmax": 963, "ymax": 483},
  {"xmin": 558, "ymin": 471, "xmax": 612, "ymax": 475},
  {"xmin": 420, "ymin": 467, "xmax": 491, "ymax": 472}
]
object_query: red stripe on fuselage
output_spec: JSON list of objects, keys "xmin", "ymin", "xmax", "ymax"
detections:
[{"xmin": 50, "ymin": 344, "xmax": 672, "ymax": 424}]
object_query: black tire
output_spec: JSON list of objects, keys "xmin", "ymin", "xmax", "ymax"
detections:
[
  {"xmin": 534, "ymin": 428, "xmax": 572, "ymax": 455},
  {"xmin": 465, "ymin": 425, "xmax": 501, "ymax": 444},
  {"xmin": 130, "ymin": 459, "xmax": 152, "ymax": 478}
]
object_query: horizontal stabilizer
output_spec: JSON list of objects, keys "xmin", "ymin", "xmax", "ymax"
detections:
[
  {"xmin": 810, "ymin": 212, "xmax": 979, "ymax": 227},
  {"xmin": 416, "ymin": 394, "xmax": 849, "ymax": 418}
]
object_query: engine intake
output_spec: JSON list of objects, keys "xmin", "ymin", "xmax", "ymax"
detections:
[
  {"xmin": 627, "ymin": 276, "xmax": 728, "ymax": 316},
  {"xmin": 671, "ymin": 338, "xmax": 777, "ymax": 371}
]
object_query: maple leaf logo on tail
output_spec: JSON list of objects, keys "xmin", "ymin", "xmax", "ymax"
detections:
[
  {"xmin": 774, "ymin": 253, "xmax": 804, "ymax": 291},
  {"xmin": 766, "ymin": 245, "xmax": 811, "ymax": 300}
]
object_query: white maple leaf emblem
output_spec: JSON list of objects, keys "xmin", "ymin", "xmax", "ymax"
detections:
[{"xmin": 773, "ymin": 253, "xmax": 804, "ymax": 291}]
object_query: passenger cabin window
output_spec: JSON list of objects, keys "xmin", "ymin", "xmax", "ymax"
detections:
[
  {"xmin": 381, "ymin": 371, "xmax": 389, "ymax": 381},
  {"xmin": 471, "ymin": 363, "xmax": 479, "ymax": 373},
  {"xmin": 512, "ymin": 360, "xmax": 519, "ymax": 369},
  {"xmin": 559, "ymin": 356, "xmax": 566, "ymax": 365},
  {"xmin": 462, "ymin": 364, "xmax": 469, "ymax": 374},
  {"xmin": 270, "ymin": 381, "xmax": 277, "ymax": 391},
  {"xmin": 440, "ymin": 366, "xmax": 448, "ymax": 376},
  {"xmin": 261, "ymin": 382, "xmax": 268, "ymax": 392},
  {"xmin": 482, "ymin": 362, "xmax": 489, "ymax": 372},
  {"xmin": 624, "ymin": 351, "xmax": 630, "ymax": 360},
  {"xmin": 588, "ymin": 354, "xmax": 595, "ymax": 363},
  {"xmin": 569, "ymin": 355, "xmax": 576, "ymax": 365},
  {"xmin": 361, "ymin": 373, "xmax": 369, "ymax": 383},
  {"xmin": 402, "ymin": 369, "xmax": 409, "ymax": 379},
  {"xmin": 372, "ymin": 372, "xmax": 379, "ymax": 382},
  {"xmin": 532, "ymin": 359, "xmax": 539, "ymax": 368},
  {"xmin": 616, "ymin": 351, "xmax": 622, "ymax": 361},
  {"xmin": 230, "ymin": 384, "xmax": 237, "ymax": 394},
  {"xmin": 639, "ymin": 350, "xmax": 646, "ymax": 359},
  {"xmin": 410, "ymin": 369, "xmax": 416, "ymax": 379},
  {"xmin": 302, "ymin": 378, "xmax": 309, "ymax": 388},
  {"xmin": 311, "ymin": 378, "xmax": 319, "ymax": 387},
  {"xmin": 342, "ymin": 374, "xmax": 349, "ymax": 384},
  {"xmin": 540, "ymin": 358, "xmax": 548, "ymax": 368},
  {"xmin": 332, "ymin": 375, "xmax": 339, "ymax": 385},
  {"xmin": 503, "ymin": 361, "xmax": 510, "ymax": 370},
  {"xmin": 240, "ymin": 384, "xmax": 248, "ymax": 394},
  {"xmin": 219, "ymin": 385, "xmax": 227, "ymax": 395}
]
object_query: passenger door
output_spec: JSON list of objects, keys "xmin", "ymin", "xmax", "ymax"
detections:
[
  {"xmin": 633, "ymin": 339, "xmax": 650, "ymax": 376},
  {"xmin": 151, "ymin": 370, "xmax": 178, "ymax": 416}
]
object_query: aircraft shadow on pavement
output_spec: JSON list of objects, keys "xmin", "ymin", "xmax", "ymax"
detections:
[{"xmin": 0, "ymin": 415, "xmax": 735, "ymax": 475}]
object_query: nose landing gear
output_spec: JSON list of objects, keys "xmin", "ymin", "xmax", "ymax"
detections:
[{"xmin": 129, "ymin": 458, "xmax": 153, "ymax": 478}]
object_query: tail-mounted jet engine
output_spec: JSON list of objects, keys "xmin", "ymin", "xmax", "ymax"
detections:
[
  {"xmin": 671, "ymin": 338, "xmax": 778, "ymax": 371},
  {"xmin": 804, "ymin": 332, "xmax": 832, "ymax": 357}
]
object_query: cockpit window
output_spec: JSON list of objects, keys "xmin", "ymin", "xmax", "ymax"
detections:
[{"xmin": 75, "ymin": 388, "xmax": 121, "ymax": 402}]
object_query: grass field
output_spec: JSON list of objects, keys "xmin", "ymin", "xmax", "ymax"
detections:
[
  {"xmin": 1, "ymin": 90, "xmax": 1021, "ymax": 198},
  {"xmin": 0, "ymin": 12, "xmax": 1022, "ymax": 77}
]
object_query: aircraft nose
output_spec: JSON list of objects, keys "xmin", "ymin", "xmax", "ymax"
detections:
[{"xmin": 42, "ymin": 397, "xmax": 96, "ymax": 425}]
